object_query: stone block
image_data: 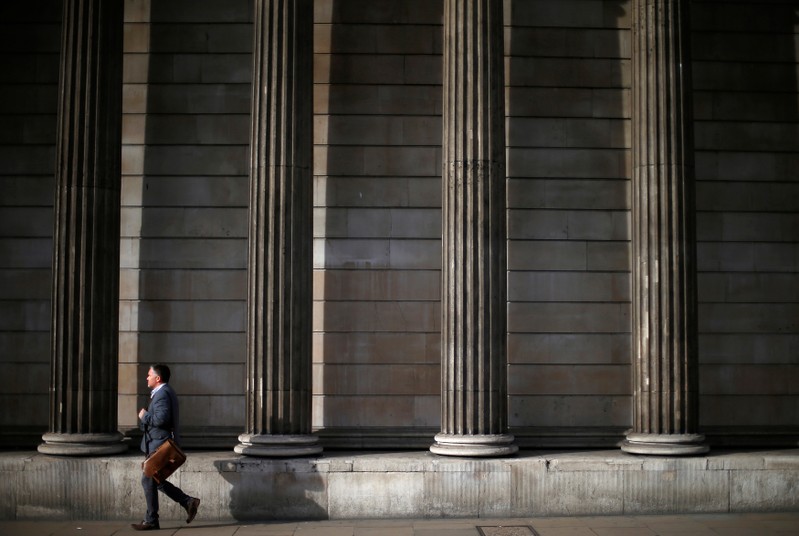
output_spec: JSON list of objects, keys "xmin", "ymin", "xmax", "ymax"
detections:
[
  {"xmin": 313, "ymin": 332, "xmax": 439, "ymax": 365},
  {"xmin": 320, "ymin": 54, "xmax": 405, "ymax": 85},
  {"xmin": 121, "ymin": 114, "xmax": 145, "ymax": 144},
  {"xmin": 508, "ymin": 240, "xmax": 587, "ymax": 271},
  {"xmin": 122, "ymin": 53, "xmax": 149, "ymax": 83},
  {"xmin": 624, "ymin": 468, "xmax": 729, "ymax": 514},
  {"xmin": 120, "ymin": 83, "xmax": 148, "ymax": 117},
  {"xmin": 423, "ymin": 469, "xmax": 511, "ymax": 517},
  {"xmin": 121, "ymin": 268, "xmax": 246, "ymax": 301},
  {"xmin": 388, "ymin": 239, "xmax": 440, "ymax": 270},
  {"xmin": 312, "ymin": 395, "xmax": 438, "ymax": 428},
  {"xmin": 506, "ymin": 87, "xmax": 593, "ymax": 118},
  {"xmin": 314, "ymin": 363, "xmax": 439, "ymax": 395},
  {"xmin": 143, "ymin": 144, "xmax": 248, "ymax": 175},
  {"xmin": 122, "ymin": 207, "xmax": 247, "ymax": 238},
  {"xmin": 119, "ymin": 332, "xmax": 245, "ymax": 364},
  {"xmin": 123, "ymin": 22, "xmax": 149, "ymax": 53},
  {"xmin": 508, "ymin": 57, "xmax": 622, "ymax": 88},
  {"xmin": 329, "ymin": 471, "xmax": 424, "ymax": 518},
  {"xmin": 122, "ymin": 237, "xmax": 247, "ymax": 269},
  {"xmin": 546, "ymin": 470, "xmax": 624, "ymax": 515},
  {"xmin": 0, "ymin": 300, "xmax": 49, "ymax": 331},
  {"xmin": 314, "ymin": 270, "xmax": 439, "ymax": 301},
  {"xmin": 139, "ymin": 83, "xmax": 250, "ymax": 114},
  {"xmin": 0, "ymin": 394, "xmax": 47, "ymax": 428},
  {"xmin": 700, "ymin": 364, "xmax": 796, "ymax": 396},
  {"xmin": 508, "ymin": 272, "xmax": 630, "ymax": 302},
  {"xmin": 586, "ymin": 242, "xmax": 629, "ymax": 271},
  {"xmin": 0, "ymin": 269, "xmax": 50, "ymax": 299},
  {"xmin": 314, "ymin": 301, "xmax": 439, "ymax": 333},
  {"xmin": 124, "ymin": 0, "xmax": 151, "ymax": 23},
  {"xmin": 0, "ymin": 332, "xmax": 48, "ymax": 363},
  {"xmin": 506, "ymin": 28, "xmax": 629, "ymax": 60},
  {"xmin": 517, "ymin": 176, "xmax": 649, "ymax": 210},
  {"xmin": 508, "ymin": 333, "xmax": 630, "ymax": 365},
  {"xmin": 508, "ymin": 364, "xmax": 630, "ymax": 396},
  {"xmin": 149, "ymin": 23, "xmax": 252, "ymax": 53},
  {"xmin": 508, "ymin": 148, "xmax": 626, "ymax": 179},
  {"xmin": 181, "ymin": 394, "xmax": 244, "ymax": 428},
  {"xmin": 314, "ymin": 238, "xmax": 391, "ymax": 269},
  {"xmin": 509, "ymin": 395, "xmax": 631, "ymax": 428},
  {"xmin": 212, "ymin": 466, "xmax": 327, "ymax": 520},
  {"xmin": 133, "ymin": 299, "xmax": 245, "ymax": 332},
  {"xmin": 698, "ymin": 333, "xmax": 799, "ymax": 365},
  {"xmin": 125, "ymin": 176, "xmax": 247, "ymax": 208},
  {"xmin": 316, "ymin": 0, "xmax": 441, "ymax": 24},
  {"xmin": 593, "ymin": 88, "xmax": 630, "ymax": 118},
  {"xmin": 730, "ymin": 470, "xmax": 799, "ymax": 512},
  {"xmin": 699, "ymin": 303, "xmax": 799, "ymax": 334},
  {"xmin": 506, "ymin": 459, "xmax": 546, "ymax": 516},
  {"xmin": 138, "ymin": 115, "xmax": 250, "ymax": 144},
  {"xmin": 0, "ymin": 238, "xmax": 52, "ymax": 269},
  {"xmin": 700, "ymin": 395, "xmax": 798, "ymax": 427},
  {"xmin": 507, "ymin": 0, "xmax": 622, "ymax": 29},
  {"xmin": 508, "ymin": 302, "xmax": 629, "ymax": 334}
]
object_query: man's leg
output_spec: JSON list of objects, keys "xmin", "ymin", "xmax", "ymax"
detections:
[
  {"xmin": 141, "ymin": 473, "xmax": 159, "ymax": 524},
  {"xmin": 157, "ymin": 479, "xmax": 190, "ymax": 507},
  {"xmin": 158, "ymin": 479, "xmax": 200, "ymax": 523}
]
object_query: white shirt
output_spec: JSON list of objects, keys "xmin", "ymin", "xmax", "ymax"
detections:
[{"xmin": 150, "ymin": 383, "xmax": 166, "ymax": 398}]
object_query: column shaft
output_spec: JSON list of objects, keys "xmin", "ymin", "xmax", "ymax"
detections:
[
  {"xmin": 623, "ymin": 0, "xmax": 707, "ymax": 455},
  {"xmin": 235, "ymin": 0, "xmax": 320, "ymax": 457},
  {"xmin": 431, "ymin": 0, "xmax": 516, "ymax": 457},
  {"xmin": 39, "ymin": 0, "xmax": 126, "ymax": 456}
]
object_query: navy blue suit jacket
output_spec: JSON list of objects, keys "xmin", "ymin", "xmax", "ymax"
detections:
[{"xmin": 140, "ymin": 383, "xmax": 182, "ymax": 455}]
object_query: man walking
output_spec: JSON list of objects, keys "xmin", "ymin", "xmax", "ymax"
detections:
[{"xmin": 132, "ymin": 364, "xmax": 201, "ymax": 531}]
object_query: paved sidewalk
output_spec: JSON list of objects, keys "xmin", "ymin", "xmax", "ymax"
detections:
[{"xmin": 1, "ymin": 513, "xmax": 798, "ymax": 536}]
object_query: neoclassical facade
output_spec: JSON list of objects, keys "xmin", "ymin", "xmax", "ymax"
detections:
[{"xmin": 1, "ymin": 0, "xmax": 797, "ymax": 456}]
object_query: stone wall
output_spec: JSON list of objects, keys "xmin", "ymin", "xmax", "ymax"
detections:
[
  {"xmin": 692, "ymin": 1, "xmax": 799, "ymax": 443},
  {"xmin": 0, "ymin": 0, "xmax": 796, "ymax": 449},
  {"xmin": 2, "ymin": 450, "xmax": 798, "ymax": 520},
  {"xmin": 0, "ymin": 0, "xmax": 61, "ymax": 446}
]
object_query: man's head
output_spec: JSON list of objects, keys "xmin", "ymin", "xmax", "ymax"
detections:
[{"xmin": 146, "ymin": 363, "xmax": 171, "ymax": 388}]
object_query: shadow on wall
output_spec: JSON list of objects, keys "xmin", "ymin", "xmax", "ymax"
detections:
[
  {"xmin": 504, "ymin": 0, "xmax": 631, "ymax": 445},
  {"xmin": 212, "ymin": 457, "xmax": 327, "ymax": 521},
  {"xmin": 693, "ymin": 2, "xmax": 799, "ymax": 440},
  {"xmin": 121, "ymin": 0, "xmax": 251, "ymax": 447},
  {"xmin": 315, "ymin": 0, "xmax": 443, "ymax": 446}
]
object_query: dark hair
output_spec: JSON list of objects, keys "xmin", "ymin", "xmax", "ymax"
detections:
[{"xmin": 151, "ymin": 363, "xmax": 171, "ymax": 383}]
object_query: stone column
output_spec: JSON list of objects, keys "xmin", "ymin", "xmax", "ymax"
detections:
[
  {"xmin": 430, "ymin": 0, "xmax": 517, "ymax": 457},
  {"xmin": 622, "ymin": 0, "xmax": 708, "ymax": 455},
  {"xmin": 234, "ymin": 0, "xmax": 321, "ymax": 457},
  {"xmin": 38, "ymin": 0, "xmax": 126, "ymax": 456}
]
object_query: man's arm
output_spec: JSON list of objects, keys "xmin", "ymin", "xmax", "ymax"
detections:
[{"xmin": 139, "ymin": 391, "xmax": 172, "ymax": 429}]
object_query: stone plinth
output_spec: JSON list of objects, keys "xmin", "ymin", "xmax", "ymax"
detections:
[{"xmin": 3, "ymin": 450, "xmax": 798, "ymax": 521}]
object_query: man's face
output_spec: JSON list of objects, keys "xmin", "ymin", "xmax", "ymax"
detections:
[{"xmin": 146, "ymin": 368, "xmax": 161, "ymax": 389}]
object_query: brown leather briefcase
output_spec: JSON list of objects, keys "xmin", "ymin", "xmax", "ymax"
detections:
[{"xmin": 142, "ymin": 438, "xmax": 186, "ymax": 484}]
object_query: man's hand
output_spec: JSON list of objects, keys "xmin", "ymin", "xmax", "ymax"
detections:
[{"xmin": 138, "ymin": 408, "xmax": 147, "ymax": 421}]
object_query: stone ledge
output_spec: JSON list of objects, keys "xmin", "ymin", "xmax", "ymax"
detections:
[{"xmin": 1, "ymin": 449, "xmax": 797, "ymax": 521}]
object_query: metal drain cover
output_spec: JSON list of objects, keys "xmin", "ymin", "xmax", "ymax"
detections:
[{"xmin": 477, "ymin": 526, "xmax": 539, "ymax": 536}]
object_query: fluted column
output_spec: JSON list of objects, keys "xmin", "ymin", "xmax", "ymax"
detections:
[
  {"xmin": 430, "ymin": 0, "xmax": 516, "ymax": 457},
  {"xmin": 235, "ymin": 0, "xmax": 320, "ymax": 457},
  {"xmin": 622, "ymin": 0, "xmax": 708, "ymax": 455},
  {"xmin": 38, "ymin": 0, "xmax": 126, "ymax": 456}
]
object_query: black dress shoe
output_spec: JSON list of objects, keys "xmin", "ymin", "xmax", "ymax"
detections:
[
  {"xmin": 131, "ymin": 520, "xmax": 160, "ymax": 531},
  {"xmin": 185, "ymin": 497, "xmax": 201, "ymax": 524}
]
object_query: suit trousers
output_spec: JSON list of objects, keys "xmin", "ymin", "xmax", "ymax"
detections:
[{"xmin": 141, "ymin": 471, "xmax": 191, "ymax": 523}]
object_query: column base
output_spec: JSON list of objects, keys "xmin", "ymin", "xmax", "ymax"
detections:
[
  {"xmin": 621, "ymin": 433, "xmax": 709, "ymax": 456},
  {"xmin": 430, "ymin": 433, "xmax": 518, "ymax": 457},
  {"xmin": 234, "ymin": 434, "xmax": 322, "ymax": 457},
  {"xmin": 38, "ymin": 432, "xmax": 128, "ymax": 456}
]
